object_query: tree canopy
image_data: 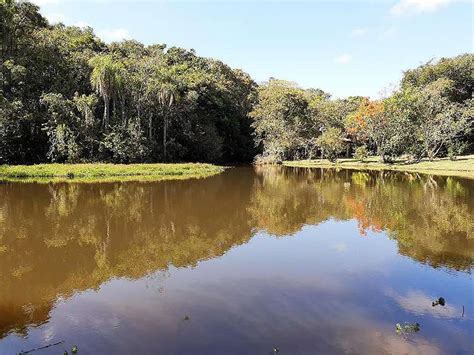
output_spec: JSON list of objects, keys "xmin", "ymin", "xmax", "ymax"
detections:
[
  {"xmin": 252, "ymin": 56, "xmax": 473, "ymax": 163},
  {"xmin": 1, "ymin": 0, "xmax": 258, "ymax": 164},
  {"xmin": 1, "ymin": 0, "xmax": 472, "ymax": 164}
]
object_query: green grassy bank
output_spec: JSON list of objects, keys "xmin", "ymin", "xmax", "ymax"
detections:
[
  {"xmin": 0, "ymin": 163, "xmax": 225, "ymax": 183},
  {"xmin": 283, "ymin": 155, "xmax": 474, "ymax": 179}
]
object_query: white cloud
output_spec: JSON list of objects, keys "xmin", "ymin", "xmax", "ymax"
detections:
[
  {"xmin": 390, "ymin": 0, "xmax": 457, "ymax": 16},
  {"xmin": 350, "ymin": 28, "xmax": 368, "ymax": 38},
  {"xmin": 98, "ymin": 28, "xmax": 131, "ymax": 43},
  {"xmin": 334, "ymin": 53, "xmax": 352, "ymax": 64},
  {"xmin": 44, "ymin": 12, "xmax": 66, "ymax": 23},
  {"xmin": 386, "ymin": 289, "xmax": 463, "ymax": 319}
]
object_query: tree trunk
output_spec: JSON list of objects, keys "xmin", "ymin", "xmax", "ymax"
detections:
[
  {"xmin": 121, "ymin": 97, "xmax": 126, "ymax": 127},
  {"xmin": 163, "ymin": 115, "xmax": 167, "ymax": 162},
  {"xmin": 149, "ymin": 114, "xmax": 153, "ymax": 141},
  {"xmin": 103, "ymin": 95, "xmax": 110, "ymax": 133}
]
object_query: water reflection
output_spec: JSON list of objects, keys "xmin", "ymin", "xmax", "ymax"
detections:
[
  {"xmin": 0, "ymin": 167, "xmax": 472, "ymax": 353},
  {"xmin": 251, "ymin": 167, "xmax": 473, "ymax": 269}
]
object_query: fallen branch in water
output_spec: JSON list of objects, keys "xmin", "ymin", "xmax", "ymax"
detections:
[{"xmin": 18, "ymin": 341, "xmax": 65, "ymax": 354}]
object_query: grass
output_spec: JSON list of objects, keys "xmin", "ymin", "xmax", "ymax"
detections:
[
  {"xmin": 283, "ymin": 155, "xmax": 474, "ymax": 179},
  {"xmin": 0, "ymin": 163, "xmax": 225, "ymax": 183}
]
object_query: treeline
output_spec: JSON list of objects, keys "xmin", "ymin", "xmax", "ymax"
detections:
[
  {"xmin": 1, "ymin": 0, "xmax": 473, "ymax": 165},
  {"xmin": 1, "ymin": 0, "xmax": 257, "ymax": 164},
  {"xmin": 252, "ymin": 55, "xmax": 473, "ymax": 163}
]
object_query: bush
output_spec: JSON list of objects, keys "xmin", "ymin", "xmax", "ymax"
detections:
[
  {"xmin": 354, "ymin": 145, "xmax": 369, "ymax": 162},
  {"xmin": 316, "ymin": 127, "xmax": 346, "ymax": 163}
]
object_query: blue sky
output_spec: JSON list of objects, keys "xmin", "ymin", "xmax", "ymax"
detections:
[{"xmin": 32, "ymin": 0, "xmax": 473, "ymax": 98}]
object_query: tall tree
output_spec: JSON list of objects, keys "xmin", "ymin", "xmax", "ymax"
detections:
[
  {"xmin": 250, "ymin": 79, "xmax": 314, "ymax": 161},
  {"xmin": 88, "ymin": 54, "xmax": 124, "ymax": 132},
  {"xmin": 413, "ymin": 79, "xmax": 471, "ymax": 160}
]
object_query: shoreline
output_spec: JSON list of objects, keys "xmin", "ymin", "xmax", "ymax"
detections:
[
  {"xmin": 283, "ymin": 155, "xmax": 474, "ymax": 179},
  {"xmin": 0, "ymin": 163, "xmax": 225, "ymax": 183}
]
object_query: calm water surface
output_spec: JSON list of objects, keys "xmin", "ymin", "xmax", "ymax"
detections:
[{"xmin": 0, "ymin": 167, "xmax": 473, "ymax": 354}]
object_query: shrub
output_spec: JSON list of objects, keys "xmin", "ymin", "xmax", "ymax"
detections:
[
  {"xmin": 316, "ymin": 127, "xmax": 346, "ymax": 163},
  {"xmin": 354, "ymin": 145, "xmax": 369, "ymax": 162}
]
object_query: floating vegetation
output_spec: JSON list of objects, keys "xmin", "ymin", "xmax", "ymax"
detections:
[
  {"xmin": 432, "ymin": 297, "xmax": 446, "ymax": 307},
  {"xmin": 63, "ymin": 344, "xmax": 78, "ymax": 355},
  {"xmin": 396, "ymin": 322, "xmax": 420, "ymax": 338}
]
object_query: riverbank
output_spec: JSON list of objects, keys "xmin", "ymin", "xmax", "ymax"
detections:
[
  {"xmin": 283, "ymin": 155, "xmax": 474, "ymax": 179},
  {"xmin": 0, "ymin": 163, "xmax": 225, "ymax": 183}
]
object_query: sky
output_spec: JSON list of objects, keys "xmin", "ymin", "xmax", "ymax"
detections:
[{"xmin": 31, "ymin": 0, "xmax": 473, "ymax": 98}]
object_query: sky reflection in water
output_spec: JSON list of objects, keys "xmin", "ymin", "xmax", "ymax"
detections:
[{"xmin": 0, "ymin": 167, "xmax": 472, "ymax": 354}]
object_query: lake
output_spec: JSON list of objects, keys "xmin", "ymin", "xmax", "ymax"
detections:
[{"xmin": 0, "ymin": 167, "xmax": 472, "ymax": 354}]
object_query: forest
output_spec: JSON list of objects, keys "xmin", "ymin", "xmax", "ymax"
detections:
[{"xmin": 1, "ymin": 0, "xmax": 473, "ymax": 165}]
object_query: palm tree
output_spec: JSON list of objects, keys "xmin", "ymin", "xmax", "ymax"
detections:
[
  {"xmin": 147, "ymin": 65, "xmax": 182, "ymax": 162},
  {"xmin": 158, "ymin": 83, "xmax": 179, "ymax": 162},
  {"xmin": 88, "ymin": 55, "xmax": 123, "ymax": 132}
]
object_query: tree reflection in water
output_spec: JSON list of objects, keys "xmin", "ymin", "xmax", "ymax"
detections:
[{"xmin": 0, "ymin": 166, "xmax": 472, "ymax": 338}]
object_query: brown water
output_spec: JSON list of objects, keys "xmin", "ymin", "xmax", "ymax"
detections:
[{"xmin": 0, "ymin": 167, "xmax": 473, "ymax": 354}]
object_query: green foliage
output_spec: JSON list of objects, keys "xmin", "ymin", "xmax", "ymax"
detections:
[
  {"xmin": 316, "ymin": 127, "xmax": 346, "ymax": 162},
  {"xmin": 354, "ymin": 145, "xmax": 369, "ymax": 162},
  {"xmin": 0, "ymin": 1, "xmax": 472, "ymax": 165},
  {"xmin": 410, "ymin": 78, "xmax": 472, "ymax": 160},
  {"xmin": 101, "ymin": 122, "xmax": 149, "ymax": 163},
  {"xmin": 0, "ymin": 1, "xmax": 257, "ymax": 164},
  {"xmin": 396, "ymin": 322, "xmax": 420, "ymax": 338},
  {"xmin": 402, "ymin": 54, "xmax": 473, "ymax": 102},
  {"xmin": 0, "ymin": 163, "xmax": 223, "ymax": 181},
  {"xmin": 250, "ymin": 79, "xmax": 314, "ymax": 161},
  {"xmin": 448, "ymin": 141, "xmax": 468, "ymax": 161}
]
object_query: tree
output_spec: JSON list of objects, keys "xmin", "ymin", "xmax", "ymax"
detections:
[
  {"xmin": 88, "ymin": 54, "xmax": 124, "ymax": 132},
  {"xmin": 402, "ymin": 54, "xmax": 474, "ymax": 102},
  {"xmin": 145, "ymin": 63, "xmax": 185, "ymax": 161},
  {"xmin": 1, "ymin": 1, "xmax": 472, "ymax": 165},
  {"xmin": 354, "ymin": 145, "xmax": 369, "ymax": 162},
  {"xmin": 348, "ymin": 97, "xmax": 412, "ymax": 162},
  {"xmin": 156, "ymin": 70, "xmax": 181, "ymax": 162},
  {"xmin": 401, "ymin": 54, "xmax": 474, "ymax": 154},
  {"xmin": 316, "ymin": 127, "xmax": 346, "ymax": 162},
  {"xmin": 414, "ymin": 79, "xmax": 471, "ymax": 160},
  {"xmin": 40, "ymin": 92, "xmax": 99, "ymax": 162},
  {"xmin": 101, "ymin": 121, "xmax": 149, "ymax": 163},
  {"xmin": 250, "ymin": 79, "xmax": 314, "ymax": 161}
]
